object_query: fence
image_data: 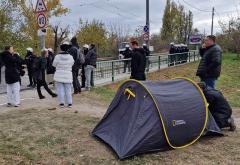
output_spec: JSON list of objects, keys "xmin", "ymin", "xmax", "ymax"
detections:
[{"xmin": 93, "ymin": 51, "xmax": 200, "ymax": 84}]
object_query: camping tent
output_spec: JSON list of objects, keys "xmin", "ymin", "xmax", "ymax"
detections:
[{"xmin": 92, "ymin": 78, "xmax": 223, "ymax": 159}]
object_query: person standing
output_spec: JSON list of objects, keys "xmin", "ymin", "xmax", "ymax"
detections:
[
  {"xmin": 69, "ymin": 37, "xmax": 82, "ymax": 94},
  {"xmin": 196, "ymin": 35, "xmax": 222, "ymax": 89},
  {"xmin": 84, "ymin": 44, "xmax": 97, "ymax": 91},
  {"xmin": 1, "ymin": 46, "xmax": 21, "ymax": 107},
  {"xmin": 122, "ymin": 44, "xmax": 132, "ymax": 73},
  {"xmin": 143, "ymin": 43, "xmax": 150, "ymax": 71},
  {"xmin": 130, "ymin": 40, "xmax": 146, "ymax": 81},
  {"xmin": 81, "ymin": 44, "xmax": 88, "ymax": 88},
  {"xmin": 53, "ymin": 42, "xmax": 74, "ymax": 108},
  {"xmin": 33, "ymin": 49, "xmax": 57, "ymax": 99},
  {"xmin": 25, "ymin": 47, "xmax": 36, "ymax": 87},
  {"xmin": 46, "ymin": 48, "xmax": 55, "ymax": 85}
]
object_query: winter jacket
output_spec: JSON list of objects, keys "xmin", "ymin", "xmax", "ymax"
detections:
[
  {"xmin": 68, "ymin": 45, "xmax": 81, "ymax": 70},
  {"xmin": 25, "ymin": 52, "xmax": 36, "ymax": 70},
  {"xmin": 196, "ymin": 44, "xmax": 222, "ymax": 79},
  {"xmin": 53, "ymin": 52, "xmax": 74, "ymax": 83},
  {"xmin": 123, "ymin": 48, "xmax": 132, "ymax": 59},
  {"xmin": 131, "ymin": 48, "xmax": 146, "ymax": 81},
  {"xmin": 1, "ymin": 51, "xmax": 21, "ymax": 84},
  {"xmin": 85, "ymin": 47, "xmax": 97, "ymax": 68},
  {"xmin": 33, "ymin": 56, "xmax": 47, "ymax": 81},
  {"xmin": 46, "ymin": 52, "xmax": 56, "ymax": 74},
  {"xmin": 203, "ymin": 87, "xmax": 232, "ymax": 128},
  {"xmin": 143, "ymin": 47, "xmax": 150, "ymax": 56}
]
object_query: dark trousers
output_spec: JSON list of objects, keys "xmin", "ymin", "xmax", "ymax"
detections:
[
  {"xmin": 37, "ymin": 80, "xmax": 55, "ymax": 98},
  {"xmin": 123, "ymin": 61, "xmax": 131, "ymax": 73},
  {"xmin": 73, "ymin": 69, "xmax": 81, "ymax": 93},
  {"xmin": 28, "ymin": 68, "xmax": 36, "ymax": 86},
  {"xmin": 81, "ymin": 66, "xmax": 94, "ymax": 87}
]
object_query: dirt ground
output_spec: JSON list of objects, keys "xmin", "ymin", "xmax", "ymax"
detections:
[{"xmin": 0, "ymin": 89, "xmax": 240, "ymax": 165}]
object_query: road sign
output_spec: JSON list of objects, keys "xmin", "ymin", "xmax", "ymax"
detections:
[
  {"xmin": 143, "ymin": 25, "xmax": 149, "ymax": 33},
  {"xmin": 143, "ymin": 33, "xmax": 149, "ymax": 41},
  {"xmin": 37, "ymin": 13, "xmax": 47, "ymax": 28},
  {"xmin": 35, "ymin": 0, "xmax": 47, "ymax": 13},
  {"xmin": 189, "ymin": 35, "xmax": 202, "ymax": 45}
]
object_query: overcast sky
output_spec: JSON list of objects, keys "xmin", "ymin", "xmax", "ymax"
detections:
[{"xmin": 50, "ymin": 0, "xmax": 240, "ymax": 35}]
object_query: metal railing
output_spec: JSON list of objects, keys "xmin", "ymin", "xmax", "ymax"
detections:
[{"xmin": 93, "ymin": 51, "xmax": 200, "ymax": 83}]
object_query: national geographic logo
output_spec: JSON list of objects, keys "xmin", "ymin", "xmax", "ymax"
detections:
[{"xmin": 172, "ymin": 120, "xmax": 186, "ymax": 127}]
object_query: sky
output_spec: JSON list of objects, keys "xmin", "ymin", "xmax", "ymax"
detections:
[{"xmin": 49, "ymin": 0, "xmax": 240, "ymax": 35}]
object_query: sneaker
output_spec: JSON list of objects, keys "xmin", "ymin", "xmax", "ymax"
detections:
[
  {"xmin": 68, "ymin": 104, "xmax": 72, "ymax": 108},
  {"xmin": 86, "ymin": 87, "xmax": 91, "ymax": 91},
  {"xmin": 59, "ymin": 104, "xmax": 65, "ymax": 108},
  {"xmin": 52, "ymin": 94, "xmax": 58, "ymax": 98},
  {"xmin": 7, "ymin": 103, "xmax": 12, "ymax": 107},
  {"xmin": 27, "ymin": 84, "xmax": 32, "ymax": 87},
  {"xmin": 39, "ymin": 96, "xmax": 46, "ymax": 100},
  {"xmin": 14, "ymin": 104, "xmax": 20, "ymax": 107},
  {"xmin": 228, "ymin": 118, "xmax": 236, "ymax": 132}
]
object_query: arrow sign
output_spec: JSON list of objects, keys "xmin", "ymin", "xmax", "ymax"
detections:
[
  {"xmin": 37, "ymin": 13, "xmax": 47, "ymax": 28},
  {"xmin": 35, "ymin": 0, "xmax": 47, "ymax": 13}
]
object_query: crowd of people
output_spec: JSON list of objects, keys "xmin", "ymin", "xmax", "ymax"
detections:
[
  {"xmin": 0, "ymin": 37, "xmax": 97, "ymax": 108},
  {"xmin": 0, "ymin": 35, "xmax": 236, "ymax": 131},
  {"xmin": 169, "ymin": 43, "xmax": 189, "ymax": 66}
]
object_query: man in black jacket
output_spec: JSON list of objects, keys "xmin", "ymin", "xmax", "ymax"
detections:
[
  {"xmin": 84, "ymin": 44, "xmax": 97, "ymax": 91},
  {"xmin": 25, "ymin": 48, "xmax": 36, "ymax": 87},
  {"xmin": 196, "ymin": 35, "xmax": 222, "ymax": 88},
  {"xmin": 123, "ymin": 44, "xmax": 132, "ymax": 73},
  {"xmin": 198, "ymin": 82, "xmax": 236, "ymax": 131},
  {"xmin": 69, "ymin": 37, "xmax": 81, "ymax": 94},
  {"xmin": 130, "ymin": 40, "xmax": 146, "ymax": 81},
  {"xmin": 143, "ymin": 43, "xmax": 150, "ymax": 72},
  {"xmin": 1, "ymin": 46, "xmax": 21, "ymax": 107},
  {"xmin": 33, "ymin": 49, "xmax": 57, "ymax": 99}
]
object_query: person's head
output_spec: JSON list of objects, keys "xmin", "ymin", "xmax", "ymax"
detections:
[
  {"xmin": 70, "ymin": 36, "xmax": 78, "ymax": 46},
  {"xmin": 204, "ymin": 35, "xmax": 216, "ymax": 48},
  {"xmin": 130, "ymin": 40, "xmax": 139, "ymax": 49},
  {"xmin": 5, "ymin": 46, "xmax": 14, "ymax": 54},
  {"xmin": 41, "ymin": 48, "xmax": 48, "ymax": 57},
  {"xmin": 26, "ymin": 47, "xmax": 33, "ymax": 53},
  {"xmin": 48, "ymin": 48, "xmax": 54, "ymax": 54},
  {"xmin": 143, "ymin": 43, "xmax": 147, "ymax": 48},
  {"xmin": 60, "ymin": 41, "xmax": 71, "ymax": 52},
  {"xmin": 90, "ymin": 44, "xmax": 95, "ymax": 50},
  {"xmin": 83, "ymin": 44, "xmax": 89, "ymax": 50},
  {"xmin": 125, "ymin": 44, "xmax": 130, "ymax": 50}
]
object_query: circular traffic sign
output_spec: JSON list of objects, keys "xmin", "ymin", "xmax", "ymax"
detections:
[
  {"xmin": 143, "ymin": 25, "xmax": 149, "ymax": 33},
  {"xmin": 37, "ymin": 13, "xmax": 47, "ymax": 28}
]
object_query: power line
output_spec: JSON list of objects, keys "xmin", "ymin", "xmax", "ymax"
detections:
[{"xmin": 182, "ymin": 0, "xmax": 212, "ymax": 12}]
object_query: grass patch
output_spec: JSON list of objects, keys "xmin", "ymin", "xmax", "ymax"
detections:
[{"xmin": 91, "ymin": 53, "xmax": 240, "ymax": 107}]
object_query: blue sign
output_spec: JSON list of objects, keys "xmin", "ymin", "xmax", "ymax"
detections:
[{"xmin": 144, "ymin": 25, "xmax": 149, "ymax": 33}]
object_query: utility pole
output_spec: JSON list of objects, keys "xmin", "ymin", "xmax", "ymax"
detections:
[
  {"xmin": 211, "ymin": 7, "xmax": 215, "ymax": 35},
  {"xmin": 146, "ymin": 0, "xmax": 150, "ymax": 47}
]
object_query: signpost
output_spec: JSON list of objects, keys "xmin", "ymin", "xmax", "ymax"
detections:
[
  {"xmin": 143, "ymin": 25, "xmax": 150, "ymax": 42},
  {"xmin": 35, "ymin": 0, "xmax": 48, "ymax": 50},
  {"xmin": 189, "ymin": 35, "xmax": 202, "ymax": 45}
]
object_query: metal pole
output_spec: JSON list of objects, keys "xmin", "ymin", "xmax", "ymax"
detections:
[
  {"xmin": 146, "ymin": 0, "xmax": 150, "ymax": 47},
  {"xmin": 39, "ymin": 35, "xmax": 45, "ymax": 50},
  {"xmin": 211, "ymin": 7, "xmax": 215, "ymax": 35}
]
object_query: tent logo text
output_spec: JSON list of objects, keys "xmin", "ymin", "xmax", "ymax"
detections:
[{"xmin": 172, "ymin": 120, "xmax": 186, "ymax": 127}]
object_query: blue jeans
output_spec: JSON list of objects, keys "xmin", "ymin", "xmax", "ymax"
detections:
[
  {"xmin": 201, "ymin": 78, "xmax": 217, "ymax": 89},
  {"xmin": 56, "ymin": 82, "xmax": 72, "ymax": 105},
  {"xmin": 84, "ymin": 65, "xmax": 95, "ymax": 88}
]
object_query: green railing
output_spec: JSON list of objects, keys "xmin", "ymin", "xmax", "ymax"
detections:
[{"xmin": 93, "ymin": 51, "xmax": 199, "ymax": 84}]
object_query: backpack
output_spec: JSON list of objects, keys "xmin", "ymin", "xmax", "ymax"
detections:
[{"xmin": 72, "ymin": 47, "xmax": 85, "ymax": 69}]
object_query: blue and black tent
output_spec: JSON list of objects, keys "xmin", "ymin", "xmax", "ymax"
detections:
[{"xmin": 92, "ymin": 78, "xmax": 222, "ymax": 159}]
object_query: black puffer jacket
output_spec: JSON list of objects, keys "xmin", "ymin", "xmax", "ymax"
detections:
[
  {"xmin": 203, "ymin": 87, "xmax": 232, "ymax": 128},
  {"xmin": 1, "ymin": 51, "xmax": 21, "ymax": 84},
  {"xmin": 85, "ymin": 47, "xmax": 97, "ymax": 68},
  {"xmin": 123, "ymin": 48, "xmax": 132, "ymax": 59},
  {"xmin": 131, "ymin": 48, "xmax": 146, "ymax": 81},
  {"xmin": 196, "ymin": 44, "xmax": 222, "ymax": 79}
]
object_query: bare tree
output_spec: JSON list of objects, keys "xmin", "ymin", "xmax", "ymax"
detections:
[{"xmin": 52, "ymin": 23, "xmax": 70, "ymax": 53}]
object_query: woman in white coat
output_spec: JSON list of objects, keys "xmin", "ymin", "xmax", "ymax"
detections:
[{"xmin": 53, "ymin": 42, "xmax": 74, "ymax": 108}]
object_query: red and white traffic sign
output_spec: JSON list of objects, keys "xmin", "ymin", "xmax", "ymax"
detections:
[
  {"xmin": 37, "ymin": 13, "xmax": 47, "ymax": 28},
  {"xmin": 35, "ymin": 0, "xmax": 47, "ymax": 13},
  {"xmin": 143, "ymin": 33, "xmax": 149, "ymax": 41}
]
